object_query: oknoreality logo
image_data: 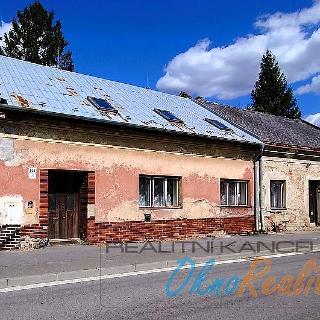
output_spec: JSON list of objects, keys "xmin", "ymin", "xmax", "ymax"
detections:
[{"xmin": 165, "ymin": 257, "xmax": 320, "ymax": 298}]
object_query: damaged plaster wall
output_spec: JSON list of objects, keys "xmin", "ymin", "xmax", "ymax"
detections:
[
  {"xmin": 0, "ymin": 135, "xmax": 255, "ymax": 225},
  {"xmin": 0, "ymin": 137, "xmax": 15, "ymax": 162},
  {"xmin": 0, "ymin": 137, "xmax": 39, "ymax": 225},
  {"xmin": 261, "ymin": 155, "xmax": 320, "ymax": 231}
]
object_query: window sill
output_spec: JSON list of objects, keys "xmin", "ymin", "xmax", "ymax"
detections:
[
  {"xmin": 139, "ymin": 206, "xmax": 183, "ymax": 210},
  {"xmin": 270, "ymin": 208, "xmax": 287, "ymax": 211},
  {"xmin": 220, "ymin": 205, "xmax": 252, "ymax": 208}
]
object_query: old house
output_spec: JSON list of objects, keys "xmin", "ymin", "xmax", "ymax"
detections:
[
  {"xmin": 0, "ymin": 56, "xmax": 262, "ymax": 249},
  {"xmin": 199, "ymin": 101, "xmax": 320, "ymax": 232}
]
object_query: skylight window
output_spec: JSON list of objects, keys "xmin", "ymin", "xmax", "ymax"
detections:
[
  {"xmin": 87, "ymin": 96, "xmax": 118, "ymax": 114},
  {"xmin": 154, "ymin": 109, "xmax": 183, "ymax": 123},
  {"xmin": 204, "ymin": 118, "xmax": 232, "ymax": 131}
]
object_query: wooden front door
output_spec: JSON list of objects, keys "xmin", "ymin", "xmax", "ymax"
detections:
[
  {"xmin": 49, "ymin": 193, "xmax": 80, "ymax": 239},
  {"xmin": 48, "ymin": 169, "xmax": 85, "ymax": 239}
]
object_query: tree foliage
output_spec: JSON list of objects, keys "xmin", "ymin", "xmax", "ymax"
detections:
[
  {"xmin": 250, "ymin": 50, "xmax": 300, "ymax": 119},
  {"xmin": 1, "ymin": 1, "xmax": 74, "ymax": 71},
  {"xmin": 179, "ymin": 91, "xmax": 192, "ymax": 99}
]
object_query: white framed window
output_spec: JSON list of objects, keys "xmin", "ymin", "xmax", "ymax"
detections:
[
  {"xmin": 220, "ymin": 180, "xmax": 248, "ymax": 206},
  {"xmin": 270, "ymin": 180, "xmax": 286, "ymax": 209},
  {"xmin": 139, "ymin": 176, "xmax": 180, "ymax": 208}
]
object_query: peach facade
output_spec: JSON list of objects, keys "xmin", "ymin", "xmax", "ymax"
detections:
[
  {"xmin": 0, "ymin": 136, "xmax": 255, "ymax": 226},
  {"xmin": 0, "ymin": 108, "xmax": 259, "ymax": 242}
]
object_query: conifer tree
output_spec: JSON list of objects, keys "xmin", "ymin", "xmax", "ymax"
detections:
[
  {"xmin": 1, "ymin": 1, "xmax": 74, "ymax": 71},
  {"xmin": 250, "ymin": 50, "xmax": 300, "ymax": 119},
  {"xmin": 179, "ymin": 91, "xmax": 192, "ymax": 99}
]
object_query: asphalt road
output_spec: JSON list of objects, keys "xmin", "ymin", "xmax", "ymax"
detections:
[{"xmin": 1, "ymin": 252, "xmax": 320, "ymax": 320}]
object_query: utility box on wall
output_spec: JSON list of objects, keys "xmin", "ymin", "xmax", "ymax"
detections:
[
  {"xmin": 0, "ymin": 196, "xmax": 24, "ymax": 225},
  {"xmin": 4, "ymin": 201, "xmax": 23, "ymax": 225}
]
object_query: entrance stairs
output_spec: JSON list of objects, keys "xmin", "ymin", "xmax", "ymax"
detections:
[{"xmin": 0, "ymin": 225, "xmax": 21, "ymax": 250}]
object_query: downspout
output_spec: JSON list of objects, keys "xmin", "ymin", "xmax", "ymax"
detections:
[{"xmin": 254, "ymin": 145, "xmax": 264, "ymax": 233}]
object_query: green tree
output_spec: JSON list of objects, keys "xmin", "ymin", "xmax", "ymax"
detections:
[
  {"xmin": 1, "ymin": 1, "xmax": 74, "ymax": 71},
  {"xmin": 194, "ymin": 96, "xmax": 204, "ymax": 102},
  {"xmin": 250, "ymin": 50, "xmax": 300, "ymax": 119},
  {"xmin": 178, "ymin": 91, "xmax": 192, "ymax": 99}
]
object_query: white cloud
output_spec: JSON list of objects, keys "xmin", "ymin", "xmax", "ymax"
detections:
[
  {"xmin": 157, "ymin": 1, "xmax": 320, "ymax": 99},
  {"xmin": 296, "ymin": 74, "xmax": 320, "ymax": 94},
  {"xmin": 305, "ymin": 113, "xmax": 320, "ymax": 126},
  {"xmin": 0, "ymin": 20, "xmax": 12, "ymax": 47},
  {"xmin": 255, "ymin": 1, "xmax": 320, "ymax": 29}
]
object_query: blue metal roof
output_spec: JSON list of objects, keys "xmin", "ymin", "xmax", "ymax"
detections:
[{"xmin": 0, "ymin": 56, "xmax": 261, "ymax": 145}]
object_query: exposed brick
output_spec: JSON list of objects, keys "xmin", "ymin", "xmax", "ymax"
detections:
[{"xmin": 86, "ymin": 216, "xmax": 255, "ymax": 244}]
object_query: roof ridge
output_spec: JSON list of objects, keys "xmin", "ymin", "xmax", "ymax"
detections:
[
  {"xmin": 200, "ymin": 99, "xmax": 320, "ymax": 152},
  {"xmin": 203, "ymin": 99, "xmax": 309, "ymax": 124},
  {"xmin": 301, "ymin": 119, "xmax": 320, "ymax": 131}
]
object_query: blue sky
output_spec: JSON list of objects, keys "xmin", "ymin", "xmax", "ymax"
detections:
[{"xmin": 0, "ymin": 0, "xmax": 319, "ymax": 123}]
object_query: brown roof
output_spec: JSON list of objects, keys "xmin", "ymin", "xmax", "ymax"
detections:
[{"xmin": 198, "ymin": 101, "xmax": 320, "ymax": 152}]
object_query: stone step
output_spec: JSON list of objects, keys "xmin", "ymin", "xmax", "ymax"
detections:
[
  {"xmin": 2, "ymin": 238, "xmax": 20, "ymax": 244},
  {"xmin": 3, "ymin": 240, "xmax": 20, "ymax": 244},
  {"xmin": 3, "ymin": 239, "xmax": 20, "ymax": 244},
  {"xmin": 3, "ymin": 241, "xmax": 20, "ymax": 245},
  {"xmin": 0, "ymin": 231, "xmax": 20, "ymax": 234},
  {"xmin": 2, "ymin": 245, "xmax": 20, "ymax": 250},
  {"xmin": 0, "ymin": 233, "xmax": 20, "ymax": 237},
  {"xmin": 5, "ymin": 225, "xmax": 20, "ymax": 228},
  {"xmin": 0, "ymin": 233, "xmax": 20, "ymax": 236},
  {"xmin": 0, "ymin": 233, "xmax": 20, "ymax": 238},
  {"xmin": 0, "ymin": 225, "xmax": 21, "ymax": 251}
]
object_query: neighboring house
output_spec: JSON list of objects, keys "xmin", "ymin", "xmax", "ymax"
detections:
[
  {"xmin": 198, "ymin": 100, "xmax": 320, "ymax": 232},
  {"xmin": 0, "ymin": 56, "xmax": 262, "ymax": 248}
]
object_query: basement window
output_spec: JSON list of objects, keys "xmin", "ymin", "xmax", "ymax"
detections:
[
  {"xmin": 205, "ymin": 118, "xmax": 232, "ymax": 131},
  {"xmin": 220, "ymin": 180, "xmax": 248, "ymax": 206},
  {"xmin": 270, "ymin": 180, "xmax": 286, "ymax": 209},
  {"xmin": 154, "ymin": 109, "xmax": 183, "ymax": 123},
  {"xmin": 139, "ymin": 175, "xmax": 180, "ymax": 208},
  {"xmin": 87, "ymin": 96, "xmax": 118, "ymax": 114}
]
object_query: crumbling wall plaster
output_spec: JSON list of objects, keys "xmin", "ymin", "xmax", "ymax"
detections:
[
  {"xmin": 0, "ymin": 138, "xmax": 15, "ymax": 162},
  {"xmin": 261, "ymin": 156, "xmax": 320, "ymax": 231},
  {"xmin": 0, "ymin": 137, "xmax": 255, "ymax": 225}
]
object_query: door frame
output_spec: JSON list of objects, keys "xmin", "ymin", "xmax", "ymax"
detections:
[
  {"xmin": 39, "ymin": 169, "xmax": 95, "ymax": 240},
  {"xmin": 47, "ymin": 169, "xmax": 89, "ymax": 240},
  {"xmin": 309, "ymin": 180, "xmax": 320, "ymax": 226}
]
